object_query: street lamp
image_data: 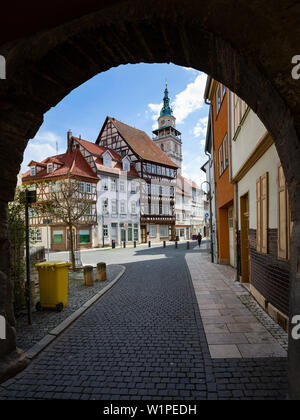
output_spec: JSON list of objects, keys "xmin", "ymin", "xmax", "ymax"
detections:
[{"xmin": 201, "ymin": 181, "xmax": 214, "ymax": 263}]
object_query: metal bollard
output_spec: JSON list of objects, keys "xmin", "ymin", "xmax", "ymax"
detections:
[
  {"xmin": 175, "ymin": 241, "xmax": 178, "ymax": 248},
  {"xmin": 187, "ymin": 241, "xmax": 190, "ymax": 249},
  {"xmin": 134, "ymin": 241, "xmax": 137, "ymax": 248},
  {"xmin": 148, "ymin": 241, "xmax": 151, "ymax": 248},
  {"xmin": 163, "ymin": 241, "xmax": 166, "ymax": 248},
  {"xmin": 84, "ymin": 265, "xmax": 94, "ymax": 286},
  {"xmin": 123, "ymin": 241, "xmax": 126, "ymax": 248},
  {"xmin": 112, "ymin": 240, "xmax": 115, "ymax": 249},
  {"xmin": 97, "ymin": 262, "xmax": 107, "ymax": 282}
]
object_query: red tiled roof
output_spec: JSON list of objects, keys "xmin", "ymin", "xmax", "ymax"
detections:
[
  {"xmin": 95, "ymin": 157, "xmax": 139, "ymax": 178},
  {"xmin": 176, "ymin": 174, "xmax": 201, "ymax": 195},
  {"xmin": 97, "ymin": 117, "xmax": 178, "ymax": 169},
  {"xmin": 74, "ymin": 137, "xmax": 121, "ymax": 161},
  {"xmin": 22, "ymin": 149, "xmax": 98, "ymax": 183},
  {"xmin": 73, "ymin": 136, "xmax": 138, "ymax": 178}
]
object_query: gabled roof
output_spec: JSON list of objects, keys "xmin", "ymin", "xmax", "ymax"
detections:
[
  {"xmin": 74, "ymin": 137, "xmax": 121, "ymax": 161},
  {"xmin": 96, "ymin": 117, "xmax": 178, "ymax": 169},
  {"xmin": 72, "ymin": 136, "xmax": 138, "ymax": 178},
  {"xmin": 22, "ymin": 148, "xmax": 98, "ymax": 182}
]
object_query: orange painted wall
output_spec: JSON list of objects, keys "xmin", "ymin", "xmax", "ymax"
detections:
[{"xmin": 211, "ymin": 82, "xmax": 234, "ymax": 262}]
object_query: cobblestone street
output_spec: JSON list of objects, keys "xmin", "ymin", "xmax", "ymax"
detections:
[{"xmin": 0, "ymin": 243, "xmax": 288, "ymax": 400}]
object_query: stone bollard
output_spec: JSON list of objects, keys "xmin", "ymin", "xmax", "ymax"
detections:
[
  {"xmin": 187, "ymin": 241, "xmax": 190, "ymax": 249},
  {"xmin": 97, "ymin": 262, "xmax": 107, "ymax": 282},
  {"xmin": 84, "ymin": 265, "xmax": 94, "ymax": 286}
]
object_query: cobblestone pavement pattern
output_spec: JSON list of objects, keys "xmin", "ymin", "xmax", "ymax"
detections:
[
  {"xmin": 0, "ymin": 243, "xmax": 287, "ymax": 400},
  {"xmin": 16, "ymin": 265, "xmax": 124, "ymax": 351}
]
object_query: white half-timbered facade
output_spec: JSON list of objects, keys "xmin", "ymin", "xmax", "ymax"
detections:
[{"xmin": 68, "ymin": 133, "xmax": 141, "ymax": 247}]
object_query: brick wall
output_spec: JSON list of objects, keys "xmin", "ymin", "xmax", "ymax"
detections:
[{"xmin": 249, "ymin": 229, "xmax": 290, "ymax": 316}]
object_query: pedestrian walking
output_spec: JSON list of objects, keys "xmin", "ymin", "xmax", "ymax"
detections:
[{"xmin": 197, "ymin": 233, "xmax": 202, "ymax": 248}]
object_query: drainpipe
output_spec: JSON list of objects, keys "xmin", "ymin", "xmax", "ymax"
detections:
[
  {"xmin": 228, "ymin": 91, "xmax": 240, "ymax": 281},
  {"xmin": 205, "ymin": 150, "xmax": 214, "ymax": 264}
]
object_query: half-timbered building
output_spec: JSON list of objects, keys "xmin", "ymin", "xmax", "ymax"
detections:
[
  {"xmin": 67, "ymin": 133, "xmax": 141, "ymax": 247},
  {"xmin": 95, "ymin": 116, "xmax": 178, "ymax": 243},
  {"xmin": 22, "ymin": 148, "xmax": 98, "ymax": 251}
]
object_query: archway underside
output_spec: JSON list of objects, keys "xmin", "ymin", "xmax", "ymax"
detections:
[{"xmin": 0, "ymin": 0, "xmax": 299, "ymax": 399}]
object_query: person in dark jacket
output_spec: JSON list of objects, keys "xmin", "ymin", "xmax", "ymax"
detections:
[{"xmin": 197, "ymin": 233, "xmax": 202, "ymax": 248}]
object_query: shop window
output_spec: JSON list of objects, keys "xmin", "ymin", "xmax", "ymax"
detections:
[
  {"xmin": 79, "ymin": 229, "xmax": 90, "ymax": 244},
  {"xmin": 160, "ymin": 225, "xmax": 168, "ymax": 238},
  {"xmin": 53, "ymin": 230, "xmax": 64, "ymax": 244}
]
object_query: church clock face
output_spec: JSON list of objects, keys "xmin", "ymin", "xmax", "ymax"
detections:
[{"xmin": 161, "ymin": 119, "xmax": 165, "ymax": 126}]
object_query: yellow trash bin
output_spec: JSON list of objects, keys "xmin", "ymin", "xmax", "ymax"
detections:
[{"xmin": 35, "ymin": 261, "xmax": 71, "ymax": 312}]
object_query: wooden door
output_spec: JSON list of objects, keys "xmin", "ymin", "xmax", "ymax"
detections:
[
  {"xmin": 228, "ymin": 206, "xmax": 234, "ymax": 267},
  {"xmin": 240, "ymin": 194, "xmax": 250, "ymax": 283},
  {"xmin": 141, "ymin": 225, "xmax": 147, "ymax": 243}
]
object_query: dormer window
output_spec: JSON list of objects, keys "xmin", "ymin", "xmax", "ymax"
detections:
[
  {"xmin": 30, "ymin": 166, "xmax": 36, "ymax": 176},
  {"xmin": 122, "ymin": 157, "xmax": 130, "ymax": 172},
  {"xmin": 47, "ymin": 163, "xmax": 53, "ymax": 173},
  {"xmin": 102, "ymin": 151, "xmax": 112, "ymax": 168}
]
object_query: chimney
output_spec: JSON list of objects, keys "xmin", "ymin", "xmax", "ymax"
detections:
[{"xmin": 67, "ymin": 129, "xmax": 72, "ymax": 153}]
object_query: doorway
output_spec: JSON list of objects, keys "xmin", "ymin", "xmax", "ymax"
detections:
[
  {"xmin": 141, "ymin": 225, "xmax": 147, "ymax": 243},
  {"xmin": 240, "ymin": 193, "xmax": 250, "ymax": 283},
  {"xmin": 228, "ymin": 206, "xmax": 234, "ymax": 267}
]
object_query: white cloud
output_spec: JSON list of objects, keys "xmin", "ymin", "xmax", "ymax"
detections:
[
  {"xmin": 34, "ymin": 131, "xmax": 63, "ymax": 144},
  {"xmin": 181, "ymin": 154, "xmax": 206, "ymax": 188},
  {"xmin": 148, "ymin": 72, "xmax": 207, "ymax": 126},
  {"xmin": 21, "ymin": 131, "xmax": 65, "ymax": 172},
  {"xmin": 193, "ymin": 116, "xmax": 208, "ymax": 139},
  {"xmin": 172, "ymin": 73, "xmax": 207, "ymax": 124}
]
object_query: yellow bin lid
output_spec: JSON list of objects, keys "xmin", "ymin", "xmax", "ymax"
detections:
[{"xmin": 35, "ymin": 261, "xmax": 72, "ymax": 269}]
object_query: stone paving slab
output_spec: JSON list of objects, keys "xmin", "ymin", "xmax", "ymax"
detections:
[{"xmin": 186, "ymin": 250, "xmax": 287, "ymax": 359}]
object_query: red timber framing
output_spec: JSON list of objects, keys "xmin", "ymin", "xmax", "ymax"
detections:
[{"xmin": 22, "ymin": 149, "xmax": 98, "ymax": 242}]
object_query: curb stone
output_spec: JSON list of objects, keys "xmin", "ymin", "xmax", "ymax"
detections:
[{"xmin": 25, "ymin": 265, "xmax": 126, "ymax": 360}]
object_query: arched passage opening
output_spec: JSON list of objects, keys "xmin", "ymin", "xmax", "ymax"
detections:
[{"xmin": 0, "ymin": 0, "xmax": 300, "ymax": 399}]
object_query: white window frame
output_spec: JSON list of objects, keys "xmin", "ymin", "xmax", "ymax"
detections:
[
  {"xmin": 149, "ymin": 225, "xmax": 156, "ymax": 238},
  {"xmin": 47, "ymin": 163, "xmax": 53, "ymax": 174},
  {"xmin": 120, "ymin": 200, "xmax": 126, "ymax": 215}
]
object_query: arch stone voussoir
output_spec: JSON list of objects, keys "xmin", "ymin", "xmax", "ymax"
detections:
[{"xmin": 0, "ymin": 0, "xmax": 300, "ymax": 397}]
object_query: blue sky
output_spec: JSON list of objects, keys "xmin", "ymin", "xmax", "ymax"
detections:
[{"xmin": 22, "ymin": 63, "xmax": 209, "ymax": 185}]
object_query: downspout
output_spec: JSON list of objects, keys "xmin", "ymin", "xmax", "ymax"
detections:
[
  {"xmin": 205, "ymin": 149, "xmax": 214, "ymax": 264},
  {"xmin": 228, "ymin": 90, "xmax": 240, "ymax": 281}
]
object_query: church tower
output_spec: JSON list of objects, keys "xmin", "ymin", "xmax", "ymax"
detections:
[{"xmin": 152, "ymin": 84, "xmax": 182, "ymax": 172}]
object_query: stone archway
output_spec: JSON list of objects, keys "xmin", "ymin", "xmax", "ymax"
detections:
[{"xmin": 0, "ymin": 0, "xmax": 300, "ymax": 399}]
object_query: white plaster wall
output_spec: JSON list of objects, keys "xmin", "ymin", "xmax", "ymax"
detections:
[
  {"xmin": 31, "ymin": 226, "xmax": 48, "ymax": 249},
  {"xmin": 231, "ymin": 107, "xmax": 267, "ymax": 178},
  {"xmin": 237, "ymin": 144, "xmax": 280, "ymax": 230}
]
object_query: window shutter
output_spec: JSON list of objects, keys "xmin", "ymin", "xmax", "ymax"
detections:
[
  {"xmin": 278, "ymin": 165, "xmax": 288, "ymax": 259},
  {"xmin": 261, "ymin": 173, "xmax": 269, "ymax": 254},
  {"xmin": 256, "ymin": 178, "xmax": 261, "ymax": 252},
  {"xmin": 219, "ymin": 146, "xmax": 223, "ymax": 176}
]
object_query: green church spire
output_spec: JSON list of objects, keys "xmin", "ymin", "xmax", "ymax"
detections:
[{"xmin": 160, "ymin": 82, "xmax": 173, "ymax": 117}]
